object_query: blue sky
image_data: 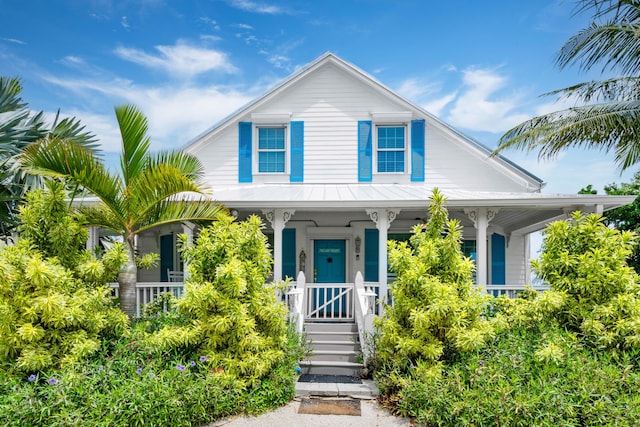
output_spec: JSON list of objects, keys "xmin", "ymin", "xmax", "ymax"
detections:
[{"xmin": 0, "ymin": 0, "xmax": 635, "ymax": 193}]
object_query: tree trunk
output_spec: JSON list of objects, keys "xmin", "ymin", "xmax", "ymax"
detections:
[{"xmin": 118, "ymin": 242, "xmax": 138, "ymax": 318}]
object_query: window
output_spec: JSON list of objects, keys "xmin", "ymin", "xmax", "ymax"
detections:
[
  {"xmin": 377, "ymin": 126, "xmax": 405, "ymax": 173},
  {"xmin": 258, "ymin": 127, "xmax": 285, "ymax": 173}
]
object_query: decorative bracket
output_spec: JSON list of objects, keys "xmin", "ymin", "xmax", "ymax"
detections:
[
  {"xmin": 464, "ymin": 208, "xmax": 499, "ymax": 228},
  {"xmin": 366, "ymin": 209, "xmax": 400, "ymax": 230},
  {"xmin": 262, "ymin": 209, "xmax": 295, "ymax": 228}
]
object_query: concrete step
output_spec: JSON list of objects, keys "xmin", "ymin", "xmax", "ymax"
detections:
[
  {"xmin": 295, "ymin": 378, "xmax": 378, "ymax": 398},
  {"xmin": 299, "ymin": 360, "xmax": 365, "ymax": 376},
  {"xmin": 304, "ymin": 322, "xmax": 357, "ymax": 333},
  {"xmin": 308, "ymin": 350, "xmax": 361, "ymax": 363},
  {"xmin": 310, "ymin": 340, "xmax": 361, "ymax": 352}
]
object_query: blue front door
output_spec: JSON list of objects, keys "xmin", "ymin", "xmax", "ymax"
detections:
[
  {"xmin": 312, "ymin": 240, "xmax": 347, "ymax": 318},
  {"xmin": 314, "ymin": 240, "xmax": 346, "ymax": 283}
]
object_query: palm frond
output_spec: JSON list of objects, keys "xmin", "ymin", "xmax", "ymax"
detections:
[
  {"xmin": 546, "ymin": 77, "xmax": 640, "ymax": 103},
  {"xmin": 559, "ymin": 1, "xmax": 640, "ymax": 75},
  {"xmin": 115, "ymin": 104, "xmax": 151, "ymax": 186},
  {"xmin": 148, "ymin": 150, "xmax": 205, "ymax": 181},
  {"xmin": 75, "ymin": 204, "xmax": 126, "ymax": 235},
  {"xmin": 133, "ymin": 197, "xmax": 226, "ymax": 234},
  {"xmin": 495, "ymin": 99, "xmax": 640, "ymax": 170},
  {"xmin": 19, "ymin": 137, "xmax": 125, "ymax": 215},
  {"xmin": 127, "ymin": 162, "xmax": 205, "ymax": 219},
  {"xmin": 0, "ymin": 77, "xmax": 26, "ymax": 114},
  {"xmin": 49, "ymin": 113, "xmax": 99, "ymax": 151}
]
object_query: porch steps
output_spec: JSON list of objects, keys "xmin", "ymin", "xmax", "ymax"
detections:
[{"xmin": 300, "ymin": 322, "xmax": 365, "ymax": 376}]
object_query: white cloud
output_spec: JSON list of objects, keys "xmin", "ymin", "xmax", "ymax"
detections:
[
  {"xmin": 114, "ymin": 42, "xmax": 237, "ymax": 77},
  {"xmin": 200, "ymin": 34, "xmax": 222, "ymax": 43},
  {"xmin": 233, "ymin": 23, "xmax": 253, "ymax": 30},
  {"xmin": 446, "ymin": 67, "xmax": 531, "ymax": 133},
  {"xmin": 121, "ymin": 16, "xmax": 130, "ymax": 29},
  {"xmin": 1, "ymin": 38, "xmax": 26, "ymax": 45},
  {"xmin": 228, "ymin": 0, "xmax": 287, "ymax": 14},
  {"xmin": 41, "ymin": 75, "xmax": 256, "ymax": 153},
  {"xmin": 423, "ymin": 92, "xmax": 458, "ymax": 117},
  {"xmin": 199, "ymin": 17, "xmax": 221, "ymax": 31}
]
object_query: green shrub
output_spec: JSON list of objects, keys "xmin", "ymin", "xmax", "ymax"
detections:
[
  {"xmin": 375, "ymin": 189, "xmax": 496, "ymax": 388},
  {"xmin": 0, "ymin": 320, "xmax": 301, "ymax": 426},
  {"xmin": 0, "ymin": 184, "xmax": 128, "ymax": 371},
  {"xmin": 146, "ymin": 214, "xmax": 293, "ymax": 385},
  {"xmin": 502, "ymin": 212, "xmax": 640, "ymax": 351},
  {"xmin": 393, "ymin": 326, "xmax": 640, "ymax": 427}
]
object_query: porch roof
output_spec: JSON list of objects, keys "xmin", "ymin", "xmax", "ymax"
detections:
[
  {"xmin": 210, "ymin": 183, "xmax": 632, "ymax": 210},
  {"xmin": 209, "ymin": 183, "xmax": 634, "ymax": 234}
]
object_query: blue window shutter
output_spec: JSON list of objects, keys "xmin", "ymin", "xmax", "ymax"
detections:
[
  {"xmin": 491, "ymin": 233, "xmax": 506, "ymax": 285},
  {"xmin": 238, "ymin": 121, "xmax": 252, "ymax": 182},
  {"xmin": 411, "ymin": 119, "xmax": 425, "ymax": 182},
  {"xmin": 290, "ymin": 121, "xmax": 304, "ymax": 182},
  {"xmin": 358, "ymin": 120, "xmax": 372, "ymax": 182},
  {"xmin": 364, "ymin": 228, "xmax": 379, "ymax": 282},
  {"xmin": 282, "ymin": 228, "xmax": 297, "ymax": 279}
]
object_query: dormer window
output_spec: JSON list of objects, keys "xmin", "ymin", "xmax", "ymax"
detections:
[
  {"xmin": 258, "ymin": 127, "xmax": 286, "ymax": 173},
  {"xmin": 376, "ymin": 126, "xmax": 406, "ymax": 173}
]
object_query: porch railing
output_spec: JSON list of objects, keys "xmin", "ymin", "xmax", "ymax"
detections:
[
  {"xmin": 354, "ymin": 271, "xmax": 376, "ymax": 366},
  {"xmin": 110, "ymin": 282, "xmax": 184, "ymax": 318},
  {"xmin": 305, "ymin": 282, "xmax": 354, "ymax": 321},
  {"xmin": 484, "ymin": 284, "xmax": 549, "ymax": 299}
]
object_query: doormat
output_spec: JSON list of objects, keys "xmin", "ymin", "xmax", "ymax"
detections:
[
  {"xmin": 298, "ymin": 398, "xmax": 361, "ymax": 416},
  {"xmin": 298, "ymin": 374, "xmax": 362, "ymax": 384}
]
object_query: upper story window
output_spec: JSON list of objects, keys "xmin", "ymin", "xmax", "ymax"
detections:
[
  {"xmin": 258, "ymin": 127, "xmax": 286, "ymax": 173},
  {"xmin": 376, "ymin": 126, "xmax": 406, "ymax": 173}
]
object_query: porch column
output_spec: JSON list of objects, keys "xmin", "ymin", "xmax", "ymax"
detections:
[
  {"xmin": 86, "ymin": 226, "xmax": 99, "ymax": 252},
  {"xmin": 366, "ymin": 208, "xmax": 400, "ymax": 305},
  {"xmin": 262, "ymin": 209, "xmax": 295, "ymax": 282},
  {"xmin": 464, "ymin": 208, "xmax": 499, "ymax": 287},
  {"xmin": 182, "ymin": 221, "xmax": 196, "ymax": 280}
]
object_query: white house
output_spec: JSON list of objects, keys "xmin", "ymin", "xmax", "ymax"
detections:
[
  {"xmin": 123, "ymin": 52, "xmax": 633, "ymax": 295},
  {"xmin": 104, "ymin": 52, "xmax": 633, "ymax": 373}
]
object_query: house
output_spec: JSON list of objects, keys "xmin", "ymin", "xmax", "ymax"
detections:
[
  {"xmin": 140, "ymin": 52, "xmax": 626, "ymax": 287},
  {"xmin": 118, "ymin": 52, "xmax": 632, "ymax": 373}
]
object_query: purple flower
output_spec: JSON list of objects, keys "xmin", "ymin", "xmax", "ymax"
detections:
[
  {"xmin": 176, "ymin": 364, "xmax": 186, "ymax": 371},
  {"xmin": 149, "ymin": 372, "xmax": 155, "ymax": 379},
  {"xmin": 98, "ymin": 365, "xmax": 104, "ymax": 372},
  {"xmin": 28, "ymin": 374, "xmax": 36, "ymax": 382},
  {"xmin": 189, "ymin": 361, "xmax": 196, "ymax": 367},
  {"xmin": 48, "ymin": 378, "xmax": 57, "ymax": 385},
  {"xmin": 136, "ymin": 367, "xmax": 142, "ymax": 375},
  {"xmin": 199, "ymin": 356, "xmax": 207, "ymax": 363},
  {"xmin": 479, "ymin": 360, "xmax": 485, "ymax": 367},
  {"xmin": 518, "ymin": 355, "xmax": 523, "ymax": 361}
]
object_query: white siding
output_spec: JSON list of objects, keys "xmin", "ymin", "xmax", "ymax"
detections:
[
  {"xmin": 187, "ymin": 62, "xmax": 532, "ymax": 191},
  {"xmin": 505, "ymin": 233, "xmax": 528, "ymax": 286}
]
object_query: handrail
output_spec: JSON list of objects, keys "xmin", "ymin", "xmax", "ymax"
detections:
[
  {"xmin": 354, "ymin": 271, "xmax": 376, "ymax": 367},
  {"xmin": 287, "ymin": 272, "xmax": 305, "ymax": 334}
]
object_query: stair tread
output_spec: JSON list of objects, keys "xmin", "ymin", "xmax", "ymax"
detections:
[
  {"xmin": 300, "ymin": 360, "xmax": 364, "ymax": 367},
  {"xmin": 312, "ymin": 350, "xmax": 360, "ymax": 354}
]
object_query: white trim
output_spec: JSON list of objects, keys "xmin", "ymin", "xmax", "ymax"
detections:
[
  {"xmin": 251, "ymin": 112, "xmax": 292, "ymax": 124},
  {"xmin": 373, "ymin": 123, "xmax": 409, "ymax": 176},
  {"xmin": 371, "ymin": 111, "xmax": 412, "ymax": 123}
]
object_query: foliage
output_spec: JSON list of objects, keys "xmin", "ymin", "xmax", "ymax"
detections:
[
  {"xmin": 494, "ymin": 0, "xmax": 640, "ymax": 171},
  {"xmin": 388, "ymin": 325, "xmax": 640, "ymax": 427},
  {"xmin": 374, "ymin": 189, "xmax": 496, "ymax": 387},
  {"xmin": 505, "ymin": 212, "xmax": 640, "ymax": 351},
  {"xmin": 146, "ymin": 214, "xmax": 295, "ymax": 386},
  {"xmin": 0, "ymin": 185, "xmax": 128, "ymax": 371},
  {"xmin": 0, "ymin": 76, "xmax": 97, "ymax": 236},
  {"xmin": 0, "ymin": 319, "xmax": 301, "ymax": 426},
  {"xmin": 19, "ymin": 103, "xmax": 224, "ymax": 317}
]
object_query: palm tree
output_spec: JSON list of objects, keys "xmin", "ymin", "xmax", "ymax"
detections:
[
  {"xmin": 494, "ymin": 0, "xmax": 640, "ymax": 171},
  {"xmin": 20, "ymin": 104, "xmax": 225, "ymax": 318},
  {"xmin": 0, "ymin": 76, "xmax": 97, "ymax": 236}
]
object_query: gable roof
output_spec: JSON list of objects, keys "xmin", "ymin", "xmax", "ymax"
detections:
[{"xmin": 183, "ymin": 52, "xmax": 544, "ymax": 191}]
